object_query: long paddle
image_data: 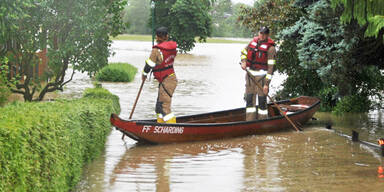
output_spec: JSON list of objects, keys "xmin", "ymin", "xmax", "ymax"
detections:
[
  {"xmin": 129, "ymin": 79, "xmax": 145, "ymax": 119},
  {"xmin": 122, "ymin": 79, "xmax": 146, "ymax": 140},
  {"xmin": 245, "ymin": 68, "xmax": 302, "ymax": 132}
]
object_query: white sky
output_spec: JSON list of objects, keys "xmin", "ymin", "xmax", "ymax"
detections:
[{"xmin": 231, "ymin": 0, "xmax": 255, "ymax": 6}]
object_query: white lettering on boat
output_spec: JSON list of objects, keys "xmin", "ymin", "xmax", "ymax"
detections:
[
  {"xmin": 153, "ymin": 126, "xmax": 184, "ymax": 134},
  {"xmin": 142, "ymin": 125, "xmax": 152, "ymax": 133}
]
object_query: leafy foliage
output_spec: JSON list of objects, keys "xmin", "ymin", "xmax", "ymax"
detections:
[
  {"xmin": 0, "ymin": 56, "xmax": 17, "ymax": 106},
  {"xmin": 123, "ymin": 0, "xmax": 249, "ymax": 38},
  {"xmin": 239, "ymin": 0, "xmax": 384, "ymax": 113},
  {"xmin": 238, "ymin": 0, "xmax": 301, "ymax": 39},
  {"xmin": 95, "ymin": 63, "xmax": 137, "ymax": 82},
  {"xmin": 150, "ymin": 0, "xmax": 212, "ymax": 52},
  {"xmin": 169, "ymin": 0, "xmax": 212, "ymax": 52},
  {"xmin": 0, "ymin": 57, "xmax": 15, "ymax": 106},
  {"xmin": 0, "ymin": 88, "xmax": 119, "ymax": 191},
  {"xmin": 0, "ymin": 0, "xmax": 127, "ymax": 101},
  {"xmin": 0, "ymin": 65, "xmax": 11, "ymax": 106},
  {"xmin": 279, "ymin": 0, "xmax": 384, "ymax": 112},
  {"xmin": 279, "ymin": 0, "xmax": 356, "ymax": 85},
  {"xmin": 122, "ymin": 0, "xmax": 151, "ymax": 34},
  {"xmin": 210, "ymin": 0, "xmax": 253, "ymax": 37},
  {"xmin": 333, "ymin": 95, "xmax": 371, "ymax": 114},
  {"xmin": 331, "ymin": 0, "xmax": 384, "ymax": 39},
  {"xmin": 83, "ymin": 87, "xmax": 121, "ymax": 114}
]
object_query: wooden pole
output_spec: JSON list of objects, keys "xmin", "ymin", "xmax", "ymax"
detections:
[
  {"xmin": 122, "ymin": 79, "xmax": 146, "ymax": 140},
  {"xmin": 129, "ymin": 79, "xmax": 145, "ymax": 119}
]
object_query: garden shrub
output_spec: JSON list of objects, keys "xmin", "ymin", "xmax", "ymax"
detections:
[
  {"xmin": 0, "ymin": 64, "xmax": 12, "ymax": 106},
  {"xmin": 333, "ymin": 95, "xmax": 371, "ymax": 115},
  {"xmin": 95, "ymin": 63, "xmax": 137, "ymax": 82},
  {"xmin": 0, "ymin": 88, "xmax": 119, "ymax": 191},
  {"xmin": 83, "ymin": 87, "xmax": 120, "ymax": 114}
]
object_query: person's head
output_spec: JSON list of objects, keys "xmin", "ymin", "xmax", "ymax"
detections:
[
  {"xmin": 258, "ymin": 26, "xmax": 270, "ymax": 41},
  {"xmin": 156, "ymin": 27, "xmax": 168, "ymax": 43}
]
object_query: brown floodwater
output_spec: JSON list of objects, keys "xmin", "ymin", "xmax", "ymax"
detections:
[{"xmin": 70, "ymin": 41, "xmax": 384, "ymax": 192}]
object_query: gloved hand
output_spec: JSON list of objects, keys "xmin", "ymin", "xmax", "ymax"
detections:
[
  {"xmin": 241, "ymin": 61, "xmax": 247, "ymax": 70},
  {"xmin": 263, "ymin": 84, "xmax": 269, "ymax": 95}
]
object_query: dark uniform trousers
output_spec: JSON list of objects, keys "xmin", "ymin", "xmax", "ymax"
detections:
[{"xmin": 245, "ymin": 73, "xmax": 268, "ymax": 121}]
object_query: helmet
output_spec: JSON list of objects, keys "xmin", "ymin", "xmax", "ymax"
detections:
[
  {"xmin": 156, "ymin": 27, "xmax": 168, "ymax": 37},
  {"xmin": 259, "ymin": 26, "xmax": 270, "ymax": 34}
]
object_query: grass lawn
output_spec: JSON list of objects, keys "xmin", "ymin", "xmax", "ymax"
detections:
[{"xmin": 111, "ymin": 34, "xmax": 249, "ymax": 44}]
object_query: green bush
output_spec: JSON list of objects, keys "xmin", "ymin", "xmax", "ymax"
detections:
[
  {"xmin": 83, "ymin": 87, "xmax": 120, "ymax": 114},
  {"xmin": 95, "ymin": 63, "xmax": 137, "ymax": 82},
  {"xmin": 0, "ymin": 81, "xmax": 10, "ymax": 107},
  {"xmin": 0, "ymin": 88, "xmax": 120, "ymax": 191},
  {"xmin": 317, "ymin": 86, "xmax": 338, "ymax": 112},
  {"xmin": 333, "ymin": 95, "xmax": 371, "ymax": 115},
  {"xmin": 0, "ymin": 62, "xmax": 12, "ymax": 106}
]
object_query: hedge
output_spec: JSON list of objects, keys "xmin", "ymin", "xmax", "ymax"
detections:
[
  {"xmin": 95, "ymin": 63, "xmax": 137, "ymax": 82},
  {"xmin": 332, "ymin": 95, "xmax": 372, "ymax": 115},
  {"xmin": 0, "ymin": 88, "xmax": 120, "ymax": 192}
]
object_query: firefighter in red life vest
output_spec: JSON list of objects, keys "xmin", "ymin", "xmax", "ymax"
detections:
[
  {"xmin": 142, "ymin": 27, "xmax": 178, "ymax": 123},
  {"xmin": 240, "ymin": 26, "xmax": 277, "ymax": 120}
]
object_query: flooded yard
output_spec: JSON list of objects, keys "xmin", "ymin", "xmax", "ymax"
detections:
[{"xmin": 67, "ymin": 41, "xmax": 384, "ymax": 192}]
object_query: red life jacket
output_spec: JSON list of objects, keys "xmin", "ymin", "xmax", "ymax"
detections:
[
  {"xmin": 246, "ymin": 37, "xmax": 275, "ymax": 70},
  {"xmin": 152, "ymin": 41, "xmax": 177, "ymax": 82}
]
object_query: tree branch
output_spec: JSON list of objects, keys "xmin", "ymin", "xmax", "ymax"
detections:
[
  {"xmin": 10, "ymin": 88, "xmax": 25, "ymax": 95},
  {"xmin": 61, "ymin": 69, "xmax": 75, "ymax": 88}
]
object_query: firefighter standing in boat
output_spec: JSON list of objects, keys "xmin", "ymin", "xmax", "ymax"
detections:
[
  {"xmin": 240, "ymin": 26, "xmax": 277, "ymax": 121},
  {"xmin": 142, "ymin": 27, "xmax": 178, "ymax": 123}
]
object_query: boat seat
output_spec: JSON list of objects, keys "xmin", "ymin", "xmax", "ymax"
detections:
[{"xmin": 272, "ymin": 104, "xmax": 309, "ymax": 112}]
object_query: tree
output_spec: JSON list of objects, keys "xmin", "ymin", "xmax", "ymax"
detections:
[
  {"xmin": 0, "ymin": 59, "xmax": 13, "ymax": 106},
  {"xmin": 230, "ymin": 3, "xmax": 254, "ymax": 38},
  {"xmin": 0, "ymin": 0, "xmax": 127, "ymax": 101},
  {"xmin": 0, "ymin": 0, "xmax": 29, "ymax": 104},
  {"xmin": 123, "ymin": 0, "xmax": 151, "ymax": 34},
  {"xmin": 238, "ymin": 0, "xmax": 301, "ymax": 39},
  {"xmin": 331, "ymin": 0, "xmax": 384, "ymax": 39},
  {"xmin": 151, "ymin": 0, "xmax": 212, "ymax": 52},
  {"xmin": 211, "ymin": 0, "xmax": 232, "ymax": 37},
  {"xmin": 169, "ymin": 0, "xmax": 212, "ymax": 52},
  {"xmin": 210, "ymin": 1, "xmax": 253, "ymax": 37},
  {"xmin": 278, "ymin": 0, "xmax": 384, "ymax": 111},
  {"xmin": 238, "ymin": 0, "xmax": 384, "ymax": 112}
]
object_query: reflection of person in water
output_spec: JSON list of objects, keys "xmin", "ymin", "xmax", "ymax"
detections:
[
  {"xmin": 109, "ymin": 145, "xmax": 170, "ymax": 191},
  {"xmin": 241, "ymin": 139, "xmax": 268, "ymax": 190},
  {"xmin": 109, "ymin": 142, "xmax": 231, "ymax": 191}
]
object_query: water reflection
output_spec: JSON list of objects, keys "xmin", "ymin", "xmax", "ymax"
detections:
[
  {"xmin": 80, "ymin": 129, "xmax": 384, "ymax": 192},
  {"xmin": 108, "ymin": 140, "xmax": 244, "ymax": 192}
]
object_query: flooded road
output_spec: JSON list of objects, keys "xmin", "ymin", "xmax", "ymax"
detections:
[{"xmin": 72, "ymin": 41, "xmax": 384, "ymax": 191}]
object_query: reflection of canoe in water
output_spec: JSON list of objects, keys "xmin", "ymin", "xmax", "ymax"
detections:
[{"xmin": 110, "ymin": 96, "xmax": 320, "ymax": 144}]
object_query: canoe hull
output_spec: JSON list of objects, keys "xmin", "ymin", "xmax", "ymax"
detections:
[{"xmin": 110, "ymin": 96, "xmax": 320, "ymax": 144}]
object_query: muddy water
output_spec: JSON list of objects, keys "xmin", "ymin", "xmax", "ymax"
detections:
[{"xmin": 71, "ymin": 41, "xmax": 384, "ymax": 192}]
